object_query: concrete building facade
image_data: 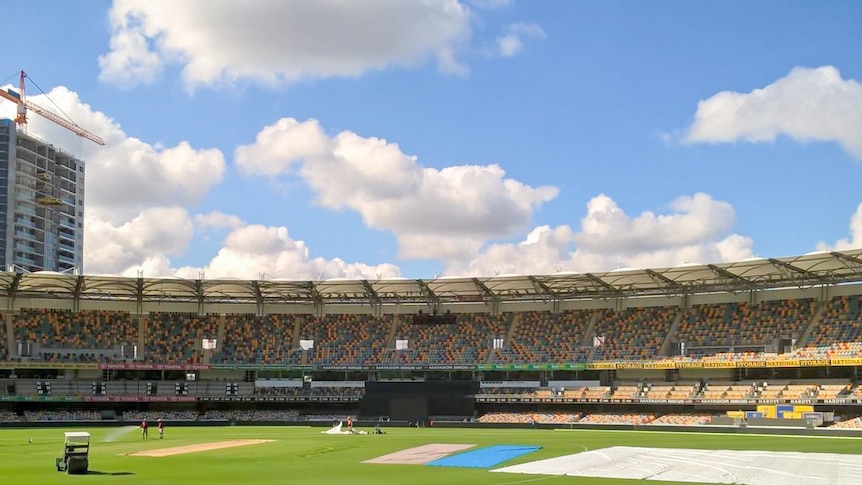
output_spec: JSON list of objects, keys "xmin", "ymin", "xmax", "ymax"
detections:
[{"xmin": 0, "ymin": 119, "xmax": 85, "ymax": 273}]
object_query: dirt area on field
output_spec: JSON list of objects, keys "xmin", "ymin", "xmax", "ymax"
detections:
[
  {"xmin": 363, "ymin": 443, "xmax": 475, "ymax": 465},
  {"xmin": 127, "ymin": 439, "xmax": 274, "ymax": 457}
]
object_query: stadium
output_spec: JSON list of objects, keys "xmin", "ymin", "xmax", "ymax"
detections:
[{"xmin": 4, "ymin": 249, "xmax": 862, "ymax": 484}]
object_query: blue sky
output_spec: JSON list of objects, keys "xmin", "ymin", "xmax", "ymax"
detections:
[{"xmin": 2, "ymin": 0, "xmax": 861, "ymax": 280}]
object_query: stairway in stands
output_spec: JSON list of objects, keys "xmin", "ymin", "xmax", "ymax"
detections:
[
  {"xmin": 3, "ymin": 312, "xmax": 15, "ymax": 358},
  {"xmin": 794, "ymin": 300, "xmax": 828, "ymax": 348},
  {"xmin": 136, "ymin": 315, "xmax": 146, "ymax": 360},
  {"xmin": 659, "ymin": 309, "xmax": 686, "ymax": 356},
  {"xmin": 582, "ymin": 311, "xmax": 601, "ymax": 361},
  {"xmin": 486, "ymin": 312, "xmax": 521, "ymax": 363}
]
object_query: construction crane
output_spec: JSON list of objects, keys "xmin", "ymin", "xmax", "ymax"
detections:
[{"xmin": 0, "ymin": 70, "xmax": 105, "ymax": 146}]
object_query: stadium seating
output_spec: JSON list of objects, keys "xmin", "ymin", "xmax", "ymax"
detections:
[
  {"xmin": 648, "ymin": 414, "xmax": 717, "ymax": 425},
  {"xmin": 200, "ymin": 409, "xmax": 237, "ymax": 421},
  {"xmin": 477, "ymin": 412, "xmax": 581, "ymax": 424},
  {"xmin": 641, "ymin": 383, "xmax": 699, "ymax": 400},
  {"xmin": 675, "ymin": 299, "xmax": 815, "ymax": 354},
  {"xmin": 23, "ymin": 410, "xmax": 101, "ymax": 422},
  {"xmin": 300, "ymin": 314, "xmax": 392, "ymax": 366},
  {"xmin": 582, "ymin": 386, "xmax": 611, "ymax": 399},
  {"xmin": 145, "ymin": 312, "xmax": 218, "ymax": 363},
  {"xmin": 592, "ymin": 307, "xmax": 677, "ymax": 360},
  {"xmin": 476, "ymin": 386, "xmax": 541, "ymax": 397},
  {"xmin": 216, "ymin": 313, "xmax": 299, "ymax": 364},
  {"xmin": 201, "ymin": 410, "xmax": 301, "ymax": 422},
  {"xmin": 390, "ymin": 312, "xmax": 512, "ymax": 365},
  {"xmin": 754, "ymin": 382, "xmax": 820, "ymax": 399},
  {"xmin": 829, "ymin": 416, "xmax": 862, "ymax": 429},
  {"xmin": 4, "ymin": 295, "xmax": 862, "ymax": 368},
  {"xmin": 0, "ymin": 410, "xmax": 18, "ymax": 422},
  {"xmin": 667, "ymin": 384, "xmax": 699, "ymax": 399},
  {"xmin": 12, "ymin": 286, "xmax": 862, "ymax": 433},
  {"xmin": 253, "ymin": 386, "xmax": 364, "ymax": 398},
  {"xmin": 643, "ymin": 384, "xmax": 673, "ymax": 399},
  {"xmin": 816, "ymin": 383, "xmax": 852, "ymax": 399},
  {"xmin": 610, "ymin": 384, "xmax": 640, "ymax": 400},
  {"xmin": 803, "ymin": 295, "xmax": 862, "ymax": 349},
  {"xmin": 248, "ymin": 410, "xmax": 301, "ymax": 421},
  {"xmin": 12, "ymin": 309, "xmax": 137, "ymax": 362},
  {"xmin": 700, "ymin": 382, "xmax": 754, "ymax": 400},
  {"xmin": 579, "ymin": 413, "xmax": 655, "ymax": 425},
  {"xmin": 495, "ymin": 310, "xmax": 592, "ymax": 363},
  {"xmin": 123, "ymin": 410, "xmax": 199, "ymax": 421}
]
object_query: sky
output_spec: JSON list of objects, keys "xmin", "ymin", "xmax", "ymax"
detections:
[{"xmin": 1, "ymin": 0, "xmax": 861, "ymax": 281}]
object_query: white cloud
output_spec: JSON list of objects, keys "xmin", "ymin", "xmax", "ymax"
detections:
[
  {"xmin": 94, "ymin": 140, "xmax": 225, "ymax": 221},
  {"xmin": 100, "ymin": 0, "xmax": 473, "ymax": 88},
  {"xmin": 435, "ymin": 45, "xmax": 470, "ymax": 77},
  {"xmin": 0, "ymin": 84, "xmax": 230, "ymax": 274},
  {"xmin": 0, "ymin": 85, "xmax": 226, "ymax": 222},
  {"xmin": 88, "ymin": 209, "xmax": 404, "ymax": 280},
  {"xmin": 91, "ymin": 211, "xmax": 403, "ymax": 280},
  {"xmin": 453, "ymin": 193, "xmax": 754, "ymax": 276},
  {"xmin": 174, "ymin": 224, "xmax": 401, "ymax": 280},
  {"xmin": 574, "ymin": 193, "xmax": 735, "ymax": 253},
  {"xmin": 235, "ymin": 117, "xmax": 559, "ymax": 262},
  {"xmin": 681, "ymin": 66, "xmax": 862, "ymax": 159},
  {"xmin": 97, "ymin": 17, "xmax": 164, "ymax": 87},
  {"xmin": 232, "ymin": 118, "xmax": 329, "ymax": 177},
  {"xmin": 195, "ymin": 211, "xmax": 245, "ymax": 231},
  {"xmin": 496, "ymin": 22, "xmax": 545, "ymax": 58},
  {"xmin": 470, "ymin": 0, "xmax": 513, "ymax": 9},
  {"xmin": 818, "ymin": 203, "xmax": 862, "ymax": 251},
  {"xmin": 85, "ymin": 207, "xmax": 194, "ymax": 276},
  {"xmin": 2, "ymin": 84, "xmax": 407, "ymax": 279}
]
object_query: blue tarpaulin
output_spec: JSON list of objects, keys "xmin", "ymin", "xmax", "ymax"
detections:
[{"xmin": 426, "ymin": 445, "xmax": 541, "ymax": 469}]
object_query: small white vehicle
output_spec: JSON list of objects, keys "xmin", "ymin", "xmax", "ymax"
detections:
[{"xmin": 55, "ymin": 432, "xmax": 90, "ymax": 474}]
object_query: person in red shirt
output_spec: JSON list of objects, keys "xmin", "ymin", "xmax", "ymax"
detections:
[
  {"xmin": 346, "ymin": 416, "xmax": 353, "ymax": 432},
  {"xmin": 158, "ymin": 418, "xmax": 164, "ymax": 439},
  {"xmin": 140, "ymin": 419, "xmax": 148, "ymax": 439}
]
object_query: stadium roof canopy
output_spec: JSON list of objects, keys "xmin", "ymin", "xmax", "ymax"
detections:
[{"xmin": 1, "ymin": 249, "xmax": 861, "ymax": 305}]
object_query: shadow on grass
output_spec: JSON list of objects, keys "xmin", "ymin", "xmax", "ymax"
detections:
[{"xmin": 86, "ymin": 470, "xmax": 136, "ymax": 476}]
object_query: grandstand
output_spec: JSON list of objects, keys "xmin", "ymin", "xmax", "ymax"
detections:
[{"xmin": 2, "ymin": 249, "xmax": 862, "ymax": 429}]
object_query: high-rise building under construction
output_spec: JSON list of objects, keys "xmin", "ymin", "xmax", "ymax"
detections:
[{"xmin": 0, "ymin": 118, "xmax": 84, "ymax": 273}]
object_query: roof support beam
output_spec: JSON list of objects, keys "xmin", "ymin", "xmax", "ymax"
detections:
[
  {"xmin": 72, "ymin": 275, "xmax": 85, "ymax": 299},
  {"xmin": 360, "ymin": 279, "xmax": 381, "ymax": 306},
  {"xmin": 72, "ymin": 275, "xmax": 85, "ymax": 312},
  {"xmin": 645, "ymin": 269, "xmax": 685, "ymax": 293},
  {"xmin": 5, "ymin": 272, "xmax": 23, "ymax": 308},
  {"xmin": 472, "ymin": 278, "xmax": 496, "ymax": 302},
  {"xmin": 195, "ymin": 279, "xmax": 205, "ymax": 314},
  {"xmin": 416, "ymin": 279, "xmax": 439, "ymax": 309},
  {"xmin": 830, "ymin": 251, "xmax": 862, "ymax": 270},
  {"xmin": 528, "ymin": 276, "xmax": 556, "ymax": 300},
  {"xmin": 135, "ymin": 277, "xmax": 144, "ymax": 315},
  {"xmin": 707, "ymin": 264, "xmax": 750, "ymax": 287},
  {"xmin": 768, "ymin": 258, "xmax": 823, "ymax": 283},
  {"xmin": 584, "ymin": 273, "xmax": 617, "ymax": 294},
  {"xmin": 251, "ymin": 280, "xmax": 264, "ymax": 314},
  {"xmin": 307, "ymin": 281, "xmax": 322, "ymax": 306}
]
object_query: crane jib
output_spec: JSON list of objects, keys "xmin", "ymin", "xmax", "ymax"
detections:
[{"xmin": 1, "ymin": 70, "xmax": 105, "ymax": 146}]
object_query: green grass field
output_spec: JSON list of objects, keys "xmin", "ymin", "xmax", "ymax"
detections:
[{"xmin": 2, "ymin": 425, "xmax": 862, "ymax": 484}]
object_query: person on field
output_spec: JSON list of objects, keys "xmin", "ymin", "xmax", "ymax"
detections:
[
  {"xmin": 141, "ymin": 419, "xmax": 148, "ymax": 439},
  {"xmin": 347, "ymin": 416, "xmax": 354, "ymax": 432},
  {"xmin": 158, "ymin": 418, "xmax": 164, "ymax": 439}
]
